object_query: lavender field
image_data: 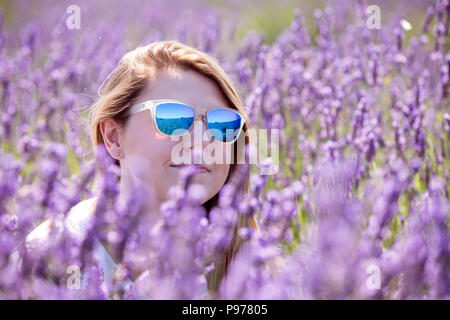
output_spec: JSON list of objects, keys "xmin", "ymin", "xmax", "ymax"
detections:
[{"xmin": 0, "ymin": 0, "xmax": 449, "ymax": 299}]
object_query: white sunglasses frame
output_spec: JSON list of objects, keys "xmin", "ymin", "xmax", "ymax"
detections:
[{"xmin": 124, "ymin": 99, "xmax": 245, "ymax": 144}]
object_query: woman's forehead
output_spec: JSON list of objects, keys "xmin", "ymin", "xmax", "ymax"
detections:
[{"xmin": 138, "ymin": 68, "xmax": 231, "ymax": 111}]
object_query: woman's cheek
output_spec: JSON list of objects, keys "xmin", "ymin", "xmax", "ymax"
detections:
[{"xmin": 215, "ymin": 163, "xmax": 230, "ymax": 184}]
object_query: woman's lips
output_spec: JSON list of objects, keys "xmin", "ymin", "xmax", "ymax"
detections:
[{"xmin": 169, "ymin": 163, "xmax": 211, "ymax": 173}]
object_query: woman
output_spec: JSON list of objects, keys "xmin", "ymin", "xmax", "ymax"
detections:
[{"xmin": 26, "ymin": 40, "xmax": 258, "ymax": 299}]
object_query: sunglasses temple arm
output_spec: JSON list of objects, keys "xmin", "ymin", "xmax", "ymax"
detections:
[{"xmin": 126, "ymin": 101, "xmax": 154, "ymax": 116}]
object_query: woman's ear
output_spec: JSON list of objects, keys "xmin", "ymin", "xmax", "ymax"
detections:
[{"xmin": 99, "ymin": 118, "xmax": 123, "ymax": 160}]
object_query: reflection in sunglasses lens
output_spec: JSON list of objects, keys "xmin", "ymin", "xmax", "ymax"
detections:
[
  {"xmin": 207, "ymin": 109, "xmax": 242, "ymax": 142},
  {"xmin": 155, "ymin": 103, "xmax": 195, "ymax": 135}
]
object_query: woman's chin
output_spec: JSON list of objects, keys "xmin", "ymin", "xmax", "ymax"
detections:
[{"xmin": 191, "ymin": 172, "xmax": 213, "ymax": 185}]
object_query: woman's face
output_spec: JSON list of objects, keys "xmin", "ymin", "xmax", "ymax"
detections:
[{"xmin": 101, "ymin": 68, "xmax": 233, "ymax": 204}]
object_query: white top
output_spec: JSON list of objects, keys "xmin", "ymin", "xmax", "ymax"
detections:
[
  {"xmin": 24, "ymin": 197, "xmax": 210, "ymax": 299},
  {"xmin": 25, "ymin": 197, "xmax": 133, "ymax": 298}
]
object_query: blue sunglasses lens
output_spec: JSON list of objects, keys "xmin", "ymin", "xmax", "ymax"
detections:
[
  {"xmin": 207, "ymin": 109, "xmax": 242, "ymax": 142},
  {"xmin": 155, "ymin": 103, "xmax": 194, "ymax": 135}
]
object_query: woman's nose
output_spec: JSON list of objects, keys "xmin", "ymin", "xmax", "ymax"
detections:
[
  {"xmin": 182, "ymin": 115, "xmax": 213, "ymax": 151},
  {"xmin": 191, "ymin": 114, "xmax": 213, "ymax": 146}
]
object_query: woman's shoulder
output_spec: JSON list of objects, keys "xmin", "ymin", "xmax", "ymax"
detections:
[
  {"xmin": 26, "ymin": 197, "xmax": 98, "ymax": 247},
  {"xmin": 64, "ymin": 196, "xmax": 98, "ymax": 238}
]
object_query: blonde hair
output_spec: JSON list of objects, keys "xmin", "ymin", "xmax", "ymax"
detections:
[{"xmin": 88, "ymin": 40, "xmax": 258, "ymax": 298}]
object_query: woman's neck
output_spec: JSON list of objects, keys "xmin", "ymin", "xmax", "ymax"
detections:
[
  {"xmin": 118, "ymin": 169, "xmax": 162, "ymax": 215},
  {"xmin": 99, "ymin": 171, "xmax": 162, "ymax": 281}
]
